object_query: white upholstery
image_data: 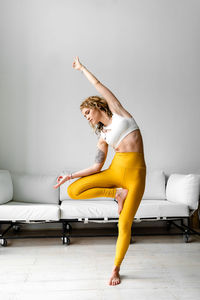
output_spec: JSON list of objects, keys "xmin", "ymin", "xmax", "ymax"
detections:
[
  {"xmin": 142, "ymin": 170, "xmax": 166, "ymax": 200},
  {"xmin": 0, "ymin": 201, "xmax": 60, "ymax": 221},
  {"xmin": 0, "ymin": 170, "xmax": 13, "ymax": 204},
  {"xmin": 10, "ymin": 173, "xmax": 59, "ymax": 204},
  {"xmin": 60, "ymin": 199, "xmax": 189, "ymax": 219},
  {"xmin": 166, "ymin": 174, "xmax": 200, "ymax": 210}
]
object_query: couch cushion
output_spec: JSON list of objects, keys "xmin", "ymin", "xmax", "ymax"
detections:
[
  {"xmin": 0, "ymin": 201, "xmax": 60, "ymax": 221},
  {"xmin": 59, "ymin": 170, "xmax": 166, "ymax": 201},
  {"xmin": 0, "ymin": 170, "xmax": 13, "ymax": 204},
  {"xmin": 166, "ymin": 173, "xmax": 200, "ymax": 210},
  {"xmin": 10, "ymin": 173, "xmax": 59, "ymax": 204},
  {"xmin": 142, "ymin": 170, "xmax": 166, "ymax": 200},
  {"xmin": 60, "ymin": 199, "xmax": 189, "ymax": 220}
]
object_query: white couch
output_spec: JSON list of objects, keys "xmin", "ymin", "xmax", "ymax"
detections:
[{"xmin": 0, "ymin": 169, "xmax": 199, "ymax": 246}]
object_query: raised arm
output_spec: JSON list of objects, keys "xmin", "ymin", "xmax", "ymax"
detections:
[
  {"xmin": 81, "ymin": 66, "xmax": 123, "ymax": 113},
  {"xmin": 72, "ymin": 56, "xmax": 129, "ymax": 115}
]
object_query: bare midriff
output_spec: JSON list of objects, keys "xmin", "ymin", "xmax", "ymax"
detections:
[{"xmin": 114, "ymin": 129, "xmax": 144, "ymax": 154}]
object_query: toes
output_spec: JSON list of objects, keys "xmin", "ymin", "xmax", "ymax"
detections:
[
  {"xmin": 111, "ymin": 278, "xmax": 120, "ymax": 285},
  {"xmin": 113, "ymin": 279, "xmax": 119, "ymax": 285},
  {"xmin": 109, "ymin": 274, "xmax": 121, "ymax": 286}
]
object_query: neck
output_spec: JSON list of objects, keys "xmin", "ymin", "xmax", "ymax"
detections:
[{"xmin": 100, "ymin": 112, "xmax": 112, "ymax": 127}]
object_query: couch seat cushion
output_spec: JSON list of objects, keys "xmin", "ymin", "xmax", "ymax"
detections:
[
  {"xmin": 0, "ymin": 201, "xmax": 60, "ymax": 221},
  {"xmin": 60, "ymin": 199, "xmax": 189, "ymax": 220}
]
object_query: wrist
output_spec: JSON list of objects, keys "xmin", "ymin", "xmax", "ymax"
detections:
[
  {"xmin": 80, "ymin": 65, "xmax": 85, "ymax": 72},
  {"xmin": 70, "ymin": 173, "xmax": 73, "ymax": 179}
]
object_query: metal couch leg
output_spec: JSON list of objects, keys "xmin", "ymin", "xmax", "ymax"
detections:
[
  {"xmin": 166, "ymin": 220, "xmax": 172, "ymax": 231},
  {"xmin": 170, "ymin": 220, "xmax": 191, "ymax": 243},
  {"xmin": 61, "ymin": 221, "xmax": 71, "ymax": 246},
  {"xmin": 0, "ymin": 223, "xmax": 14, "ymax": 247}
]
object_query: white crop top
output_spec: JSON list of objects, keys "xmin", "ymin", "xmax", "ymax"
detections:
[{"xmin": 100, "ymin": 112, "xmax": 139, "ymax": 148}]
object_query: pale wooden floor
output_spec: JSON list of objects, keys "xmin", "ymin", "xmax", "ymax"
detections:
[{"xmin": 0, "ymin": 228, "xmax": 200, "ymax": 300}]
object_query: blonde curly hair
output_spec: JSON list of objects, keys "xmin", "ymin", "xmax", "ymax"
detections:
[{"xmin": 80, "ymin": 95, "xmax": 113, "ymax": 137}]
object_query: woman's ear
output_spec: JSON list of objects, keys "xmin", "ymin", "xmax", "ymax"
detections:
[{"xmin": 99, "ymin": 106, "xmax": 105, "ymax": 111}]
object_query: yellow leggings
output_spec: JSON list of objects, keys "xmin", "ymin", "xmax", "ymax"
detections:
[{"xmin": 67, "ymin": 152, "xmax": 146, "ymax": 268}]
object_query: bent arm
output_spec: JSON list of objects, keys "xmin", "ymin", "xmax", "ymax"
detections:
[
  {"xmin": 93, "ymin": 137, "xmax": 108, "ymax": 171},
  {"xmin": 70, "ymin": 164, "xmax": 100, "ymax": 179},
  {"xmin": 71, "ymin": 138, "xmax": 108, "ymax": 179}
]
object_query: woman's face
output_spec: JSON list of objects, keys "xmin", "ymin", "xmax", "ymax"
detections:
[{"xmin": 81, "ymin": 107, "xmax": 102, "ymax": 125}]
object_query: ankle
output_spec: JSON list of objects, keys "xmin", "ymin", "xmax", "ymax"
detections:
[
  {"xmin": 115, "ymin": 188, "xmax": 121, "ymax": 196},
  {"xmin": 113, "ymin": 265, "xmax": 120, "ymax": 272}
]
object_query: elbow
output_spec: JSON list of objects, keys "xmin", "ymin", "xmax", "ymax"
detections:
[
  {"xmin": 94, "ymin": 80, "xmax": 100, "ymax": 87},
  {"xmin": 93, "ymin": 163, "xmax": 102, "ymax": 173},
  {"xmin": 94, "ymin": 80, "xmax": 100, "ymax": 91},
  {"xmin": 94, "ymin": 167, "xmax": 102, "ymax": 173}
]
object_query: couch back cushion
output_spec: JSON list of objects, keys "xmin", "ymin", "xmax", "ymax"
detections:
[
  {"xmin": 142, "ymin": 170, "xmax": 166, "ymax": 199},
  {"xmin": 11, "ymin": 173, "xmax": 59, "ymax": 204},
  {"xmin": 0, "ymin": 170, "xmax": 13, "ymax": 204},
  {"xmin": 59, "ymin": 169, "xmax": 166, "ymax": 201},
  {"xmin": 166, "ymin": 173, "xmax": 200, "ymax": 210}
]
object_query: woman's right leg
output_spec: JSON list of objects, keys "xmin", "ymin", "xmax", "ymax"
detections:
[
  {"xmin": 67, "ymin": 167, "xmax": 125, "ymax": 200},
  {"xmin": 114, "ymin": 167, "xmax": 146, "ymax": 268}
]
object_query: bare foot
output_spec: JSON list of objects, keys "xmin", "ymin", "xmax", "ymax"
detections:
[
  {"xmin": 108, "ymin": 266, "xmax": 121, "ymax": 285},
  {"xmin": 115, "ymin": 188, "xmax": 128, "ymax": 214}
]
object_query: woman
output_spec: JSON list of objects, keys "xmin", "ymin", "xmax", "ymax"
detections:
[{"xmin": 53, "ymin": 56, "xmax": 146, "ymax": 286}]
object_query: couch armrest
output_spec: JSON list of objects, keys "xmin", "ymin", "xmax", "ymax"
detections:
[
  {"xmin": 0, "ymin": 170, "xmax": 13, "ymax": 204},
  {"xmin": 166, "ymin": 173, "xmax": 200, "ymax": 210}
]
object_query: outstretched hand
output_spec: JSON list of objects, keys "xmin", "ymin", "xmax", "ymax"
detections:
[
  {"xmin": 53, "ymin": 174, "xmax": 71, "ymax": 189},
  {"xmin": 72, "ymin": 56, "xmax": 83, "ymax": 71}
]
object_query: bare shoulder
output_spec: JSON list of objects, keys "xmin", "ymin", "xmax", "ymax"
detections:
[
  {"xmin": 98, "ymin": 136, "xmax": 108, "ymax": 146},
  {"xmin": 111, "ymin": 105, "xmax": 133, "ymax": 118}
]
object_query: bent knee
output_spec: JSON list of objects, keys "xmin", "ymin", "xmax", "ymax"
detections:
[{"xmin": 67, "ymin": 184, "xmax": 79, "ymax": 199}]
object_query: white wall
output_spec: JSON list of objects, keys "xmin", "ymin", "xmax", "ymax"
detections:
[{"xmin": 0, "ymin": 0, "xmax": 200, "ymax": 177}]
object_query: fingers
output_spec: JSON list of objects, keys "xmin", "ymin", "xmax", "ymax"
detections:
[
  {"xmin": 74, "ymin": 56, "xmax": 80, "ymax": 62},
  {"xmin": 72, "ymin": 59, "xmax": 77, "ymax": 69},
  {"xmin": 57, "ymin": 176, "xmax": 63, "ymax": 182},
  {"xmin": 60, "ymin": 178, "xmax": 67, "ymax": 185},
  {"xmin": 54, "ymin": 175, "xmax": 69, "ymax": 189},
  {"xmin": 72, "ymin": 56, "xmax": 81, "ymax": 70},
  {"xmin": 53, "ymin": 182, "xmax": 62, "ymax": 189},
  {"xmin": 55, "ymin": 177, "xmax": 66, "ymax": 186}
]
